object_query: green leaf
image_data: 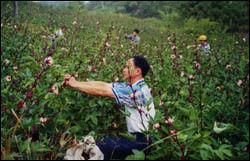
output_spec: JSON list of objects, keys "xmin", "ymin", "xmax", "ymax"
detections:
[
  {"xmin": 125, "ymin": 149, "xmax": 145, "ymax": 160},
  {"xmin": 213, "ymin": 121, "xmax": 235, "ymax": 134}
]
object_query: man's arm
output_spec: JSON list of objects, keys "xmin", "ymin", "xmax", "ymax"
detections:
[{"xmin": 64, "ymin": 74, "xmax": 114, "ymax": 98}]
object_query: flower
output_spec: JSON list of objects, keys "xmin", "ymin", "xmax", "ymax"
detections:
[
  {"xmin": 96, "ymin": 21, "xmax": 100, "ymax": 25},
  {"xmin": 237, "ymin": 80, "xmax": 243, "ymax": 86},
  {"xmin": 159, "ymin": 100, "xmax": 164, "ymax": 106},
  {"xmin": 4, "ymin": 59, "xmax": 10, "ymax": 66},
  {"xmin": 102, "ymin": 58, "xmax": 106, "ymax": 64},
  {"xmin": 171, "ymin": 45, "xmax": 177, "ymax": 50},
  {"xmin": 188, "ymin": 75, "xmax": 195, "ymax": 80},
  {"xmin": 50, "ymin": 84, "xmax": 59, "ymax": 95},
  {"xmin": 243, "ymin": 38, "xmax": 246, "ymax": 42},
  {"xmin": 44, "ymin": 56, "xmax": 53, "ymax": 66},
  {"xmin": 26, "ymin": 91, "xmax": 33, "ymax": 99},
  {"xmin": 225, "ymin": 64, "xmax": 232, "ymax": 70},
  {"xmin": 195, "ymin": 62, "xmax": 201, "ymax": 69},
  {"xmin": 55, "ymin": 28, "xmax": 63, "ymax": 37},
  {"xmin": 72, "ymin": 21, "xmax": 77, "ymax": 25},
  {"xmin": 179, "ymin": 55, "xmax": 183, "ymax": 59},
  {"xmin": 165, "ymin": 117, "xmax": 174, "ymax": 126},
  {"xmin": 120, "ymin": 44, "xmax": 124, "ymax": 48},
  {"xmin": 171, "ymin": 54, "xmax": 176, "ymax": 59},
  {"xmin": 153, "ymin": 123, "xmax": 161, "ymax": 129},
  {"xmin": 180, "ymin": 71, "xmax": 185, "ymax": 77},
  {"xmin": 105, "ymin": 42, "xmax": 110, "ymax": 47},
  {"xmin": 17, "ymin": 100, "xmax": 26, "ymax": 109},
  {"xmin": 5, "ymin": 75, "xmax": 11, "ymax": 81},
  {"xmin": 170, "ymin": 130, "xmax": 177, "ymax": 135},
  {"xmin": 167, "ymin": 36, "xmax": 171, "ymax": 41},
  {"xmin": 40, "ymin": 117, "xmax": 48, "ymax": 125},
  {"xmin": 13, "ymin": 66, "xmax": 18, "ymax": 72}
]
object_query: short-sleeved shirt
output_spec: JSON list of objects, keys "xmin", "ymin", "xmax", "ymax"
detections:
[
  {"xmin": 111, "ymin": 79, "xmax": 155, "ymax": 133},
  {"xmin": 198, "ymin": 42, "xmax": 210, "ymax": 54},
  {"xmin": 126, "ymin": 34, "xmax": 140, "ymax": 44}
]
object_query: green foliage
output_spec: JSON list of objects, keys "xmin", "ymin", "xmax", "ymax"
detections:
[{"xmin": 1, "ymin": 1, "xmax": 249, "ymax": 160}]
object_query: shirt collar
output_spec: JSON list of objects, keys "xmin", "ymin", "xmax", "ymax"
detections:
[{"xmin": 132, "ymin": 79, "xmax": 145, "ymax": 87}]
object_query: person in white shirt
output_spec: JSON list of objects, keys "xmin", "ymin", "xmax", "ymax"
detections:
[{"xmin": 63, "ymin": 55, "xmax": 155, "ymax": 160}]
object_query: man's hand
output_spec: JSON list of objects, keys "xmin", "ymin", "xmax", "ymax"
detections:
[{"xmin": 63, "ymin": 74, "xmax": 76, "ymax": 87}]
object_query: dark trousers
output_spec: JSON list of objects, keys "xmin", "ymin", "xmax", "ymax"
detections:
[{"xmin": 96, "ymin": 133, "xmax": 151, "ymax": 160}]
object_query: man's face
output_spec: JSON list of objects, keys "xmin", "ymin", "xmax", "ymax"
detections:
[{"xmin": 123, "ymin": 58, "xmax": 141, "ymax": 81}]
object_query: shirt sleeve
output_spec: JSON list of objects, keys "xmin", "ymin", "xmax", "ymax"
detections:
[{"xmin": 111, "ymin": 82, "xmax": 135, "ymax": 107}]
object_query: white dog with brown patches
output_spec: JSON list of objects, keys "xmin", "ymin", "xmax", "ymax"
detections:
[{"xmin": 64, "ymin": 136, "xmax": 104, "ymax": 160}]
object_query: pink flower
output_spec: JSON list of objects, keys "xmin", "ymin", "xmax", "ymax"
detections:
[
  {"xmin": 50, "ymin": 84, "xmax": 59, "ymax": 95},
  {"xmin": 5, "ymin": 75, "xmax": 11, "ymax": 81},
  {"xmin": 165, "ymin": 117, "xmax": 174, "ymax": 126},
  {"xmin": 26, "ymin": 91, "xmax": 33, "ymax": 99},
  {"xmin": 171, "ymin": 45, "xmax": 177, "ymax": 50},
  {"xmin": 195, "ymin": 62, "xmax": 201, "ymax": 69},
  {"xmin": 44, "ymin": 56, "xmax": 53, "ymax": 66},
  {"xmin": 170, "ymin": 130, "xmax": 177, "ymax": 135},
  {"xmin": 237, "ymin": 80, "xmax": 243, "ymax": 86},
  {"xmin": 153, "ymin": 123, "xmax": 161, "ymax": 129},
  {"xmin": 17, "ymin": 100, "xmax": 26, "ymax": 109}
]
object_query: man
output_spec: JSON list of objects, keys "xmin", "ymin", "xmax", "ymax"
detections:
[
  {"xmin": 125, "ymin": 29, "xmax": 141, "ymax": 44},
  {"xmin": 63, "ymin": 55, "xmax": 155, "ymax": 160}
]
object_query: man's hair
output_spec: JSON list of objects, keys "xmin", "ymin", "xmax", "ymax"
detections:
[
  {"xmin": 134, "ymin": 29, "xmax": 140, "ymax": 34},
  {"xmin": 133, "ymin": 55, "xmax": 150, "ymax": 77}
]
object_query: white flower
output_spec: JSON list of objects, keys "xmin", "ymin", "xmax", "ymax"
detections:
[
  {"xmin": 225, "ymin": 64, "xmax": 232, "ymax": 70},
  {"xmin": 55, "ymin": 28, "xmax": 63, "ymax": 37},
  {"xmin": 120, "ymin": 44, "xmax": 123, "ymax": 48},
  {"xmin": 180, "ymin": 71, "xmax": 185, "ymax": 77},
  {"xmin": 188, "ymin": 75, "xmax": 195, "ymax": 80},
  {"xmin": 72, "ymin": 21, "xmax": 77, "ymax": 25},
  {"xmin": 105, "ymin": 42, "xmax": 110, "ymax": 47},
  {"xmin": 243, "ymin": 38, "xmax": 246, "ymax": 42},
  {"xmin": 96, "ymin": 21, "xmax": 100, "ymax": 25},
  {"xmin": 171, "ymin": 54, "xmax": 176, "ymax": 59},
  {"xmin": 13, "ymin": 66, "xmax": 18, "ymax": 73},
  {"xmin": 4, "ymin": 59, "xmax": 10, "ymax": 66},
  {"xmin": 40, "ymin": 117, "xmax": 48, "ymax": 125},
  {"xmin": 44, "ymin": 56, "xmax": 53, "ymax": 66},
  {"xmin": 179, "ymin": 55, "xmax": 183, "ymax": 59}
]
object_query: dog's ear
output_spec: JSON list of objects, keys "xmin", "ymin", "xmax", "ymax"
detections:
[{"xmin": 84, "ymin": 135, "xmax": 95, "ymax": 144}]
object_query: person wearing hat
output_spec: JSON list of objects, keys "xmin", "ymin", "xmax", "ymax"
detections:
[
  {"xmin": 187, "ymin": 35, "xmax": 211, "ymax": 54},
  {"xmin": 197, "ymin": 35, "xmax": 211, "ymax": 54}
]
